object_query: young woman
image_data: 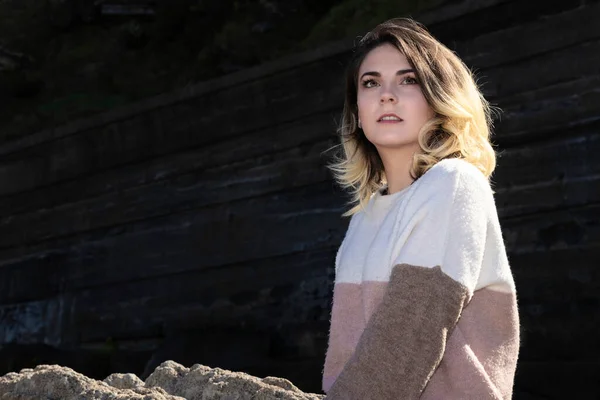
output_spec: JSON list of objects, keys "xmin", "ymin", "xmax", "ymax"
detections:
[{"xmin": 322, "ymin": 18, "xmax": 520, "ymax": 399}]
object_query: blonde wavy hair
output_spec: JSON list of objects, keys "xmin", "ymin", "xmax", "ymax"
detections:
[{"xmin": 325, "ymin": 17, "xmax": 499, "ymax": 217}]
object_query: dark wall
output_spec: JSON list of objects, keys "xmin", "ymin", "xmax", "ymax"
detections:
[{"xmin": 0, "ymin": 0, "xmax": 599, "ymax": 397}]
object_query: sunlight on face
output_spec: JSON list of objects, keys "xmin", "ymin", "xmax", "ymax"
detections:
[{"xmin": 357, "ymin": 43, "xmax": 435, "ymax": 152}]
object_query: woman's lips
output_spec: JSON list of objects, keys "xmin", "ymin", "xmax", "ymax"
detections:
[{"xmin": 378, "ymin": 119, "xmax": 404, "ymax": 123}]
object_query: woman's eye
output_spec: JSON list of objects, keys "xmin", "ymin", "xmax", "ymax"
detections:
[
  {"xmin": 362, "ymin": 79, "xmax": 377, "ymax": 88},
  {"xmin": 362, "ymin": 76, "xmax": 419, "ymax": 88}
]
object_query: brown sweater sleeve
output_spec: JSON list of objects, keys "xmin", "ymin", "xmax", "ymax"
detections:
[{"xmin": 325, "ymin": 263, "xmax": 470, "ymax": 400}]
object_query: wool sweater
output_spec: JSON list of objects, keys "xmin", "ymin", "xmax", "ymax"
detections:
[{"xmin": 322, "ymin": 158, "xmax": 520, "ymax": 400}]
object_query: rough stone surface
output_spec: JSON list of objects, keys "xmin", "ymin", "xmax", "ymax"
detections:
[
  {"xmin": 103, "ymin": 372, "xmax": 145, "ymax": 390},
  {"xmin": 0, "ymin": 360, "xmax": 325, "ymax": 400}
]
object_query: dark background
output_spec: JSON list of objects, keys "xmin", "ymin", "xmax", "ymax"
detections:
[{"xmin": 1, "ymin": 0, "xmax": 599, "ymax": 398}]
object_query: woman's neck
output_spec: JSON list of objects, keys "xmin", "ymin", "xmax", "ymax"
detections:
[{"xmin": 376, "ymin": 143, "xmax": 419, "ymax": 194}]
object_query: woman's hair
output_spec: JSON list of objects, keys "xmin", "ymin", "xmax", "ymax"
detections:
[{"xmin": 325, "ymin": 17, "xmax": 499, "ymax": 217}]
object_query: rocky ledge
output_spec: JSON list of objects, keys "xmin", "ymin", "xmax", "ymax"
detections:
[{"xmin": 0, "ymin": 360, "xmax": 325, "ymax": 399}]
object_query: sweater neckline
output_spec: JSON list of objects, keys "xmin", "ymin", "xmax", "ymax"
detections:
[{"xmin": 373, "ymin": 183, "xmax": 412, "ymax": 206}]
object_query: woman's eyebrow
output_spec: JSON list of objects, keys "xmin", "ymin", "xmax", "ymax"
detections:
[{"xmin": 360, "ymin": 69, "xmax": 415, "ymax": 80}]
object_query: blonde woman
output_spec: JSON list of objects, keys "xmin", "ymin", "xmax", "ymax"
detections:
[{"xmin": 322, "ymin": 18, "xmax": 520, "ymax": 399}]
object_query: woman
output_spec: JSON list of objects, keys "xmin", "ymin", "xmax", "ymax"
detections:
[{"xmin": 322, "ymin": 18, "xmax": 520, "ymax": 399}]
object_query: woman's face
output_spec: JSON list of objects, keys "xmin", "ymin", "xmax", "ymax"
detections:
[{"xmin": 357, "ymin": 43, "xmax": 435, "ymax": 151}]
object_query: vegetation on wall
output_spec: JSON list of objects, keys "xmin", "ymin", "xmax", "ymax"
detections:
[{"xmin": 0, "ymin": 0, "xmax": 444, "ymax": 142}]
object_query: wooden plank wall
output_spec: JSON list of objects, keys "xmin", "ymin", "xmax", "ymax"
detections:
[{"xmin": 1, "ymin": 0, "xmax": 599, "ymax": 397}]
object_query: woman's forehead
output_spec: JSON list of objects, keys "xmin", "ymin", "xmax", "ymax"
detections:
[{"xmin": 359, "ymin": 44, "xmax": 411, "ymax": 75}]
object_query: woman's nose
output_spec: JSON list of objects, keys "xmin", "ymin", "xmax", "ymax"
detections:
[{"xmin": 380, "ymin": 87, "xmax": 397, "ymax": 103}]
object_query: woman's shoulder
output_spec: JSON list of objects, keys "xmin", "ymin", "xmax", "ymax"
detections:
[
  {"xmin": 409, "ymin": 158, "xmax": 493, "ymax": 209},
  {"xmin": 424, "ymin": 158, "xmax": 487, "ymax": 183},
  {"xmin": 418, "ymin": 158, "xmax": 490, "ymax": 194}
]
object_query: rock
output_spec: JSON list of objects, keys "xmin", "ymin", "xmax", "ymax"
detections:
[
  {"xmin": 143, "ymin": 360, "xmax": 324, "ymax": 400},
  {"xmin": 103, "ymin": 372, "xmax": 145, "ymax": 389},
  {"xmin": 262, "ymin": 376, "xmax": 303, "ymax": 392},
  {"xmin": 0, "ymin": 360, "xmax": 325, "ymax": 400},
  {"xmin": 0, "ymin": 364, "xmax": 183, "ymax": 399}
]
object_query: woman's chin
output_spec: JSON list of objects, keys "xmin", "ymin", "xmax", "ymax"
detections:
[{"xmin": 369, "ymin": 135, "xmax": 418, "ymax": 149}]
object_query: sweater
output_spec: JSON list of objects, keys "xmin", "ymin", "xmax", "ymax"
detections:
[{"xmin": 322, "ymin": 158, "xmax": 520, "ymax": 399}]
